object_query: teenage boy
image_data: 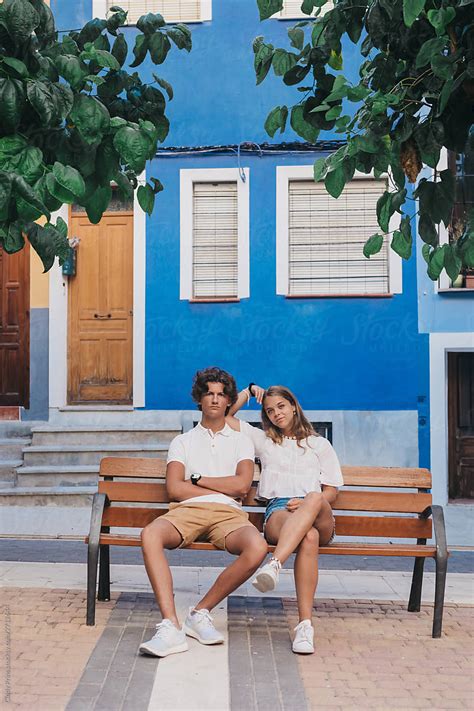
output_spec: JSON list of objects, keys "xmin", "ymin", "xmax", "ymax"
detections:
[{"xmin": 139, "ymin": 367, "xmax": 267, "ymax": 657}]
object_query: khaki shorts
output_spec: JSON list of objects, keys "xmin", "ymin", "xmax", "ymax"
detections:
[{"xmin": 162, "ymin": 502, "xmax": 255, "ymax": 551}]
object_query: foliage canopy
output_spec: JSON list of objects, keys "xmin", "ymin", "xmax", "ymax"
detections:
[
  {"xmin": 256, "ymin": 0, "xmax": 474, "ymax": 281},
  {"xmin": 0, "ymin": 0, "xmax": 191, "ymax": 270}
]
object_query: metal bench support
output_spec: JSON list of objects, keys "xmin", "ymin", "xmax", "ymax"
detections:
[{"xmin": 86, "ymin": 493, "xmax": 107, "ymax": 626}]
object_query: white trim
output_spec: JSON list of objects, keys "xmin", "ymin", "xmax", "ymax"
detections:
[
  {"xmin": 437, "ymin": 149, "xmax": 450, "ymax": 291},
  {"xmin": 429, "ymin": 332, "xmax": 474, "ymax": 505},
  {"xmin": 272, "ymin": 0, "xmax": 333, "ymax": 19},
  {"xmin": 92, "ymin": 1, "xmax": 212, "ymax": 22},
  {"xmin": 133, "ymin": 171, "xmax": 146, "ymax": 407},
  {"xmin": 48, "ymin": 180, "xmax": 146, "ymax": 409},
  {"xmin": 179, "ymin": 167, "xmax": 250, "ymax": 300},
  {"xmin": 276, "ymin": 165, "xmax": 403, "ymax": 295}
]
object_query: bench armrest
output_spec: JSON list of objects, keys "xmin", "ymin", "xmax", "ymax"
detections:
[{"xmin": 420, "ymin": 505, "xmax": 448, "ymax": 562}]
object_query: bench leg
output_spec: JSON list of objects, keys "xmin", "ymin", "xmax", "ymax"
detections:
[
  {"xmin": 408, "ymin": 555, "xmax": 425, "ymax": 613},
  {"xmin": 431, "ymin": 505, "xmax": 448, "ymax": 639},
  {"xmin": 86, "ymin": 493, "xmax": 106, "ymax": 626},
  {"xmin": 98, "ymin": 543, "xmax": 111, "ymax": 601}
]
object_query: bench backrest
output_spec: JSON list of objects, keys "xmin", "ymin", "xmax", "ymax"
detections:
[{"xmin": 97, "ymin": 457, "xmax": 433, "ymax": 540}]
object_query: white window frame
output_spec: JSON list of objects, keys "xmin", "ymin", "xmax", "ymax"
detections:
[
  {"xmin": 276, "ymin": 165, "xmax": 403, "ymax": 296},
  {"xmin": 272, "ymin": 0, "xmax": 333, "ymax": 19},
  {"xmin": 180, "ymin": 167, "xmax": 250, "ymax": 301},
  {"xmin": 93, "ymin": 1, "xmax": 212, "ymax": 23}
]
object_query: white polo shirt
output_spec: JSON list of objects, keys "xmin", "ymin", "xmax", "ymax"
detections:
[{"xmin": 166, "ymin": 422, "xmax": 255, "ymax": 509}]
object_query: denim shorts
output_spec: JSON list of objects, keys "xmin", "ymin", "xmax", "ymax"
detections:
[{"xmin": 263, "ymin": 496, "xmax": 336, "ymax": 544}]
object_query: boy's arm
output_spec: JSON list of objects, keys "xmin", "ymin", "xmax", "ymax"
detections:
[
  {"xmin": 166, "ymin": 461, "xmax": 220, "ymax": 501},
  {"xmin": 194, "ymin": 458, "xmax": 254, "ymax": 498}
]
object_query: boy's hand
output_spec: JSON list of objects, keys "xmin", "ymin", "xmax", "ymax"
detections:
[{"xmin": 286, "ymin": 498, "xmax": 303, "ymax": 512}]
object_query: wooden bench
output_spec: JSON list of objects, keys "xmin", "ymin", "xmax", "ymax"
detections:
[{"xmin": 85, "ymin": 457, "xmax": 448, "ymax": 637}]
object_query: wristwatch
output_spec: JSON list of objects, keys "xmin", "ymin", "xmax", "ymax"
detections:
[
  {"xmin": 190, "ymin": 473, "xmax": 202, "ymax": 486},
  {"xmin": 248, "ymin": 382, "xmax": 256, "ymax": 396}
]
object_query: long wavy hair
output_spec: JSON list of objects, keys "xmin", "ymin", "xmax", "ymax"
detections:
[{"xmin": 261, "ymin": 385, "xmax": 316, "ymax": 447}]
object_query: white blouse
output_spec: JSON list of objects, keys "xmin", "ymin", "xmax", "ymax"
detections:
[{"xmin": 239, "ymin": 420, "xmax": 343, "ymax": 500}]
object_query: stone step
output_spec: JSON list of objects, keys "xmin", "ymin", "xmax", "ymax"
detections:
[
  {"xmin": 0, "ymin": 485, "xmax": 95, "ymax": 507},
  {"xmin": 31, "ymin": 426, "xmax": 179, "ymax": 446},
  {"xmin": 15, "ymin": 465, "xmax": 99, "ymax": 488},
  {"xmin": 0, "ymin": 421, "xmax": 43, "ymax": 438},
  {"xmin": 0, "ymin": 460, "xmax": 21, "ymax": 482},
  {"xmin": 22, "ymin": 443, "xmax": 169, "ymax": 467},
  {"xmin": 0, "ymin": 438, "xmax": 31, "ymax": 457}
]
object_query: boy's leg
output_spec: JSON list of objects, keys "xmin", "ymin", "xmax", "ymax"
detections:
[
  {"xmin": 196, "ymin": 526, "xmax": 268, "ymax": 612},
  {"xmin": 141, "ymin": 518, "xmax": 183, "ymax": 626}
]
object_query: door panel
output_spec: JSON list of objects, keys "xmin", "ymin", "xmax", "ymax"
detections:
[
  {"xmin": 448, "ymin": 353, "xmax": 474, "ymax": 499},
  {"xmin": 68, "ymin": 212, "xmax": 133, "ymax": 404},
  {"xmin": 0, "ymin": 245, "xmax": 29, "ymax": 406}
]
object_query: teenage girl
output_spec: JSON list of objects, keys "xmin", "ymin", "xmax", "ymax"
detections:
[{"xmin": 226, "ymin": 384, "xmax": 343, "ymax": 654}]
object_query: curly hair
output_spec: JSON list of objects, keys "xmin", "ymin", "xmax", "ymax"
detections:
[
  {"xmin": 261, "ymin": 385, "xmax": 316, "ymax": 448},
  {"xmin": 191, "ymin": 367, "xmax": 238, "ymax": 411}
]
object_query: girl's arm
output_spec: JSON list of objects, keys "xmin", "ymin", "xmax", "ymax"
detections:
[{"xmin": 227, "ymin": 384, "xmax": 265, "ymax": 426}]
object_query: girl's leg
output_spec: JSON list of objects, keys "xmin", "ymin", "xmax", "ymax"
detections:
[
  {"xmin": 294, "ymin": 528, "xmax": 320, "ymax": 622},
  {"xmin": 269, "ymin": 493, "xmax": 325, "ymax": 564}
]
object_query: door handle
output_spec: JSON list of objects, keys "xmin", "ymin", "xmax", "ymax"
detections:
[{"xmin": 94, "ymin": 313, "xmax": 112, "ymax": 319}]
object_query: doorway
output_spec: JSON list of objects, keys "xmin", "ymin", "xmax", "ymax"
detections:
[
  {"xmin": 448, "ymin": 352, "xmax": 474, "ymax": 499},
  {"xmin": 67, "ymin": 209, "xmax": 133, "ymax": 404},
  {"xmin": 0, "ymin": 244, "xmax": 30, "ymax": 408}
]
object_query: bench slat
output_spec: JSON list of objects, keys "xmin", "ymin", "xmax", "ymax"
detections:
[
  {"xmin": 99, "ymin": 457, "xmax": 432, "ymax": 489},
  {"xmin": 99, "ymin": 481, "xmax": 431, "ymax": 514},
  {"xmin": 90, "ymin": 533, "xmax": 437, "ymax": 557}
]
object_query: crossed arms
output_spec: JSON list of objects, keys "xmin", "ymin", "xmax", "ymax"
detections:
[{"xmin": 166, "ymin": 459, "xmax": 255, "ymax": 502}]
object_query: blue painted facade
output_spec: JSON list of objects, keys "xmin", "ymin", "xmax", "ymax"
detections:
[{"xmin": 47, "ymin": 1, "xmax": 431, "ymax": 467}]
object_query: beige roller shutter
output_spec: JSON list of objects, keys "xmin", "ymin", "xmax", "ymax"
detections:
[
  {"xmin": 288, "ymin": 179, "xmax": 389, "ymax": 295},
  {"xmin": 192, "ymin": 182, "xmax": 239, "ymax": 299},
  {"xmin": 108, "ymin": 0, "xmax": 201, "ymax": 24}
]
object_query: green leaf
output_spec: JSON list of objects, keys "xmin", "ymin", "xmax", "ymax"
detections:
[
  {"xmin": 0, "ymin": 78, "xmax": 25, "ymax": 133},
  {"xmin": 26, "ymin": 81, "xmax": 57, "ymax": 126},
  {"xmin": 353, "ymin": 133, "xmax": 379, "ymax": 154},
  {"xmin": 444, "ymin": 244, "xmax": 462, "ymax": 281},
  {"xmin": 130, "ymin": 34, "xmax": 148, "ymax": 67},
  {"xmin": 288, "ymin": 27, "xmax": 304, "ymax": 50},
  {"xmin": 52, "ymin": 83, "xmax": 74, "ymax": 119},
  {"xmin": 150, "ymin": 177, "xmax": 163, "ymax": 194},
  {"xmin": 363, "ymin": 233, "xmax": 384, "ymax": 258},
  {"xmin": 313, "ymin": 156, "xmax": 328, "ymax": 182},
  {"xmin": 427, "ymin": 8, "xmax": 455, "ymax": 36},
  {"xmin": 283, "ymin": 64, "xmax": 311, "ymax": 86},
  {"xmin": 0, "ymin": 172, "xmax": 12, "ymax": 221},
  {"xmin": 290, "ymin": 105, "xmax": 319, "ymax": 143},
  {"xmin": 166, "ymin": 26, "xmax": 192, "ymax": 52},
  {"xmin": 347, "ymin": 84, "xmax": 370, "ymax": 102},
  {"xmin": 324, "ymin": 165, "xmax": 346, "ymax": 199},
  {"xmin": 137, "ymin": 183, "xmax": 155, "ymax": 216},
  {"xmin": 431, "ymin": 54, "xmax": 454, "ymax": 80},
  {"xmin": 12, "ymin": 174, "xmax": 49, "ymax": 220},
  {"xmin": 403, "ymin": 0, "xmax": 426, "ymax": 28},
  {"xmin": 415, "ymin": 37, "xmax": 447, "ymax": 69},
  {"xmin": 55, "ymin": 55, "xmax": 85, "ymax": 90},
  {"xmin": 376, "ymin": 191, "xmax": 393, "ymax": 232},
  {"xmin": 45, "ymin": 172, "xmax": 75, "ymax": 204},
  {"xmin": 69, "ymin": 94, "xmax": 110, "ymax": 145},
  {"xmin": 113, "ymin": 126, "xmax": 151, "ymax": 172},
  {"xmin": 136, "ymin": 12, "xmax": 165, "ymax": 34},
  {"xmin": 427, "ymin": 245, "xmax": 446, "ymax": 280},
  {"xmin": 52, "ymin": 162, "xmax": 86, "ymax": 200},
  {"xmin": 111, "ymin": 34, "xmax": 128, "ymax": 67},
  {"xmin": 328, "ymin": 50, "xmax": 343, "ymax": 71},
  {"xmin": 153, "ymin": 75, "xmax": 173, "ymax": 100},
  {"xmin": 25, "ymin": 221, "xmax": 68, "ymax": 272},
  {"xmin": 264, "ymin": 106, "xmax": 287, "ymax": 138},
  {"xmin": 16, "ymin": 146, "xmax": 43, "ymax": 185},
  {"xmin": 391, "ymin": 218, "xmax": 412, "ymax": 259},
  {"xmin": 418, "ymin": 213, "xmax": 438, "ymax": 246},
  {"xmin": 257, "ymin": 0, "xmax": 283, "ymax": 21},
  {"xmin": 254, "ymin": 39, "xmax": 274, "ymax": 85},
  {"xmin": 148, "ymin": 32, "xmax": 171, "ymax": 65},
  {"xmin": 422, "ymin": 243, "xmax": 431, "ymax": 264},
  {"xmin": 0, "ymin": 57, "xmax": 28, "ymax": 79},
  {"xmin": 326, "ymin": 105, "xmax": 342, "ymax": 120},
  {"xmin": 1, "ymin": 221, "xmax": 24, "ymax": 254},
  {"xmin": 94, "ymin": 50, "xmax": 120, "ymax": 71},
  {"xmin": 84, "ymin": 184, "xmax": 112, "ymax": 224},
  {"xmin": 3, "ymin": 0, "xmax": 40, "ymax": 43},
  {"xmin": 272, "ymin": 49, "xmax": 297, "ymax": 77}
]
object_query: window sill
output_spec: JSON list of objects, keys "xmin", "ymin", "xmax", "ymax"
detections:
[
  {"xmin": 437, "ymin": 288, "xmax": 474, "ymax": 294},
  {"xmin": 285, "ymin": 293, "xmax": 393, "ymax": 299},
  {"xmin": 189, "ymin": 298, "xmax": 240, "ymax": 303}
]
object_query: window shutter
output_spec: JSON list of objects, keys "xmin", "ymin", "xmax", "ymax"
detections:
[
  {"xmin": 107, "ymin": 0, "xmax": 201, "ymax": 24},
  {"xmin": 288, "ymin": 179, "xmax": 389, "ymax": 295},
  {"xmin": 192, "ymin": 182, "xmax": 239, "ymax": 299},
  {"xmin": 277, "ymin": 0, "xmax": 333, "ymax": 18}
]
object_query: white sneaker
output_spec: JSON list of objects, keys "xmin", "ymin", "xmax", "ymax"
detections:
[
  {"xmin": 252, "ymin": 558, "xmax": 281, "ymax": 593},
  {"xmin": 292, "ymin": 619, "xmax": 314, "ymax": 654},
  {"xmin": 184, "ymin": 607, "xmax": 224, "ymax": 645},
  {"xmin": 139, "ymin": 619, "xmax": 188, "ymax": 657}
]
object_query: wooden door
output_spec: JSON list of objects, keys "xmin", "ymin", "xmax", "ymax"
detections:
[
  {"xmin": 448, "ymin": 352, "xmax": 474, "ymax": 499},
  {"xmin": 0, "ymin": 244, "xmax": 29, "ymax": 407},
  {"xmin": 68, "ymin": 211, "xmax": 133, "ymax": 404}
]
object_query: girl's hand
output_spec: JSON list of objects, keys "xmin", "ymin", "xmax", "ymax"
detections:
[
  {"xmin": 286, "ymin": 498, "xmax": 303, "ymax": 512},
  {"xmin": 251, "ymin": 385, "xmax": 265, "ymax": 404}
]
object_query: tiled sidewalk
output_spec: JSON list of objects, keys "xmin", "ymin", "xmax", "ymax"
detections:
[{"xmin": 1, "ymin": 586, "xmax": 473, "ymax": 710}]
